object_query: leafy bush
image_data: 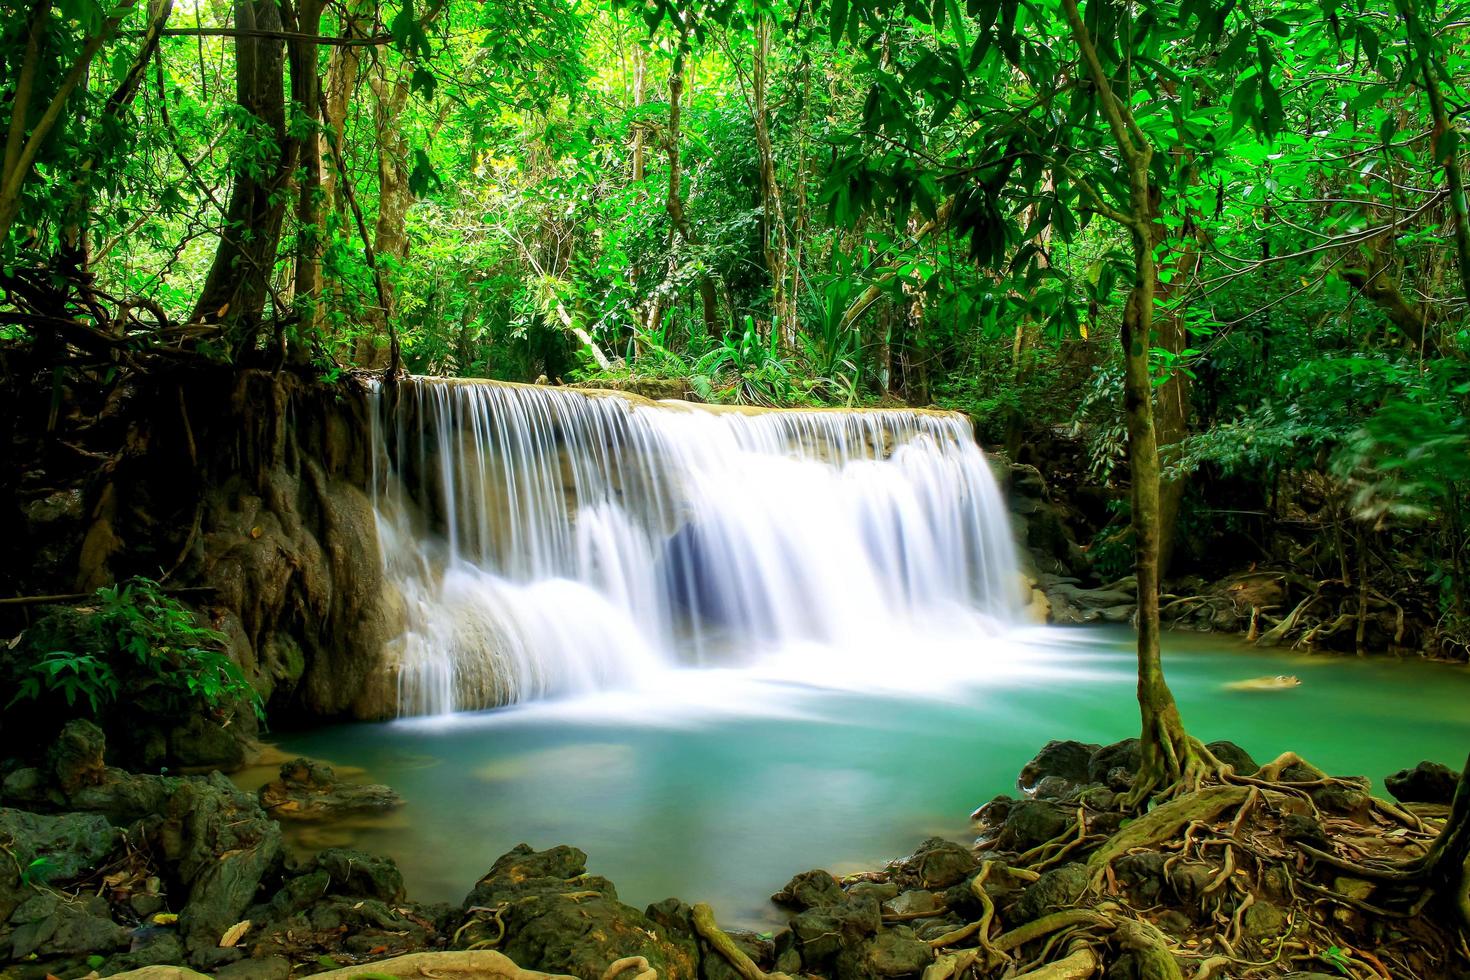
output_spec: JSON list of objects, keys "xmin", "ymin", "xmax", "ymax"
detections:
[{"xmin": 7, "ymin": 578, "xmax": 263, "ymax": 721}]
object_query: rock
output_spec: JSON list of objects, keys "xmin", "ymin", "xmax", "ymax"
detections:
[
  {"xmin": 849, "ymin": 926, "xmax": 934, "ymax": 977},
  {"xmin": 312, "ymin": 848, "xmax": 405, "ymax": 902},
  {"xmin": 1019, "ymin": 740, "xmax": 1099, "ymax": 791},
  {"xmin": 1384, "ymin": 761, "xmax": 1460, "ymax": 804},
  {"xmin": 0, "ymin": 807, "xmax": 119, "ymax": 881},
  {"xmin": 900, "ymin": 839, "xmax": 977, "ymax": 888},
  {"xmin": 258, "ymin": 758, "xmax": 402, "ymax": 820},
  {"xmin": 1280, "ymin": 813, "xmax": 1330, "ymax": 850},
  {"xmin": 1087, "ymin": 739, "xmax": 1141, "ymax": 787},
  {"xmin": 159, "ymin": 773, "xmax": 283, "ymax": 963},
  {"xmin": 50, "ymin": 719, "xmax": 108, "ymax": 794},
  {"xmin": 1165, "ymin": 862, "xmax": 1215, "ymax": 904},
  {"xmin": 1205, "ymin": 741, "xmax": 1259, "ymax": 776},
  {"xmin": 69, "ymin": 769, "xmax": 172, "ymax": 823},
  {"xmin": 1010, "ymin": 864, "xmax": 1088, "ymax": 924},
  {"xmin": 882, "ymin": 890, "xmax": 938, "ymax": 917},
  {"xmin": 1, "ymin": 767, "xmax": 61, "ymax": 808},
  {"xmin": 789, "ymin": 897, "xmax": 881, "ymax": 967},
  {"xmin": 1312, "ymin": 783, "xmax": 1372, "ymax": 819},
  {"xmin": 1112, "ymin": 851, "xmax": 1166, "ymax": 904},
  {"xmin": 970, "ymin": 795, "xmax": 1014, "ymax": 827},
  {"xmin": 459, "ymin": 845, "xmax": 697, "ymax": 980},
  {"xmin": 212, "ymin": 955, "xmax": 293, "ymax": 980},
  {"xmin": 992, "ymin": 800, "xmax": 1072, "ymax": 852},
  {"xmin": 8, "ymin": 891, "xmax": 130, "ymax": 959},
  {"xmin": 1241, "ymin": 900, "xmax": 1289, "ymax": 942},
  {"xmin": 1029, "ymin": 776, "xmax": 1078, "ymax": 800},
  {"xmin": 167, "ymin": 714, "xmax": 248, "ymax": 772},
  {"xmin": 848, "ymin": 881, "xmax": 900, "ymax": 903},
  {"xmin": 103, "ymin": 930, "xmax": 187, "ymax": 974},
  {"xmin": 772, "ymin": 869, "xmax": 845, "ymax": 910}
]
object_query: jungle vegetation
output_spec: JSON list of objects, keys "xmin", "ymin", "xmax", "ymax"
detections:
[{"xmin": 2, "ymin": 0, "xmax": 1469, "ymax": 899}]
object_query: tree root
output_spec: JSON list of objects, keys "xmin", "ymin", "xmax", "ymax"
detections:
[
  {"xmin": 691, "ymin": 903, "xmax": 792, "ymax": 980},
  {"xmin": 1009, "ymin": 946, "xmax": 1099, "ymax": 979},
  {"xmin": 602, "ymin": 956, "xmax": 657, "ymax": 980},
  {"xmin": 1088, "ymin": 786, "xmax": 1251, "ymax": 884}
]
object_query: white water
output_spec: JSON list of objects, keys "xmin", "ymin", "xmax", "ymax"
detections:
[{"xmin": 372, "ymin": 378, "xmax": 1023, "ymax": 717}]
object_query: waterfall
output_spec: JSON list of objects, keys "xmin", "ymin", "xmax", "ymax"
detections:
[{"xmin": 372, "ymin": 378, "xmax": 1023, "ymax": 716}]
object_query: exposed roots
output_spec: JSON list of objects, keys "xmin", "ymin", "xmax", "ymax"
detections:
[{"xmin": 692, "ymin": 902, "xmax": 793, "ymax": 980}]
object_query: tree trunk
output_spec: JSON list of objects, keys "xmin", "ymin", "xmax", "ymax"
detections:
[
  {"xmin": 752, "ymin": 13, "xmax": 792, "ymax": 349},
  {"xmin": 1061, "ymin": 0, "xmax": 1203, "ymax": 805},
  {"xmin": 288, "ymin": 0, "xmax": 326, "ymax": 354},
  {"xmin": 663, "ymin": 45, "xmax": 722, "ymax": 339},
  {"xmin": 1426, "ymin": 753, "xmax": 1470, "ymax": 930},
  {"xmin": 191, "ymin": 0, "xmax": 297, "ymax": 357}
]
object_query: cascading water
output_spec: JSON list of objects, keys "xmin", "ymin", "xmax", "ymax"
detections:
[{"xmin": 372, "ymin": 378, "xmax": 1024, "ymax": 716}]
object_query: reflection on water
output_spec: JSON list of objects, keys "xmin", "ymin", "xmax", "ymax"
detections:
[{"xmin": 269, "ymin": 626, "xmax": 1470, "ymax": 927}]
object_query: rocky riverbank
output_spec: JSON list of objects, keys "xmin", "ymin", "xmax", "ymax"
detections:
[{"xmin": 3, "ymin": 721, "xmax": 1465, "ymax": 980}]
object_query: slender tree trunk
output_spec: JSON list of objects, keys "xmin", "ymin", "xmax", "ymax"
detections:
[
  {"xmin": 191, "ymin": 0, "xmax": 298, "ymax": 357},
  {"xmin": 1401, "ymin": 0, "xmax": 1470, "ymax": 310},
  {"xmin": 752, "ymin": 13, "xmax": 792, "ymax": 349},
  {"xmin": 663, "ymin": 44, "xmax": 721, "ymax": 338},
  {"xmin": 0, "ymin": 0, "xmax": 140, "ymax": 245},
  {"xmin": 1062, "ymin": 0, "xmax": 1204, "ymax": 804},
  {"xmin": 1425, "ymin": 753, "xmax": 1470, "ymax": 930},
  {"xmin": 287, "ymin": 0, "xmax": 326, "ymax": 354}
]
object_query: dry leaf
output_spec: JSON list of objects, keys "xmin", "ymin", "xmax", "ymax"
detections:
[
  {"xmin": 218, "ymin": 919, "xmax": 252, "ymax": 948},
  {"xmin": 152, "ymin": 913, "xmax": 179, "ymax": 925}
]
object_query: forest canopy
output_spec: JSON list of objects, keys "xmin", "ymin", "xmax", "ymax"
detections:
[{"xmin": 1, "ymin": 0, "xmax": 1468, "ymax": 650}]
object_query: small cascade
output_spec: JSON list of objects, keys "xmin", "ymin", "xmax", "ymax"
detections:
[{"xmin": 372, "ymin": 378, "xmax": 1023, "ymax": 716}]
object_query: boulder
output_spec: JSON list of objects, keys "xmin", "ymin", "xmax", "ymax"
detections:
[
  {"xmin": 159, "ymin": 773, "xmax": 283, "ymax": 964},
  {"xmin": 312, "ymin": 848, "xmax": 405, "ymax": 902},
  {"xmin": 772, "ymin": 869, "xmax": 845, "ymax": 910},
  {"xmin": 1010, "ymin": 864, "xmax": 1089, "ymax": 924},
  {"xmin": 50, "ymin": 719, "xmax": 108, "ymax": 794},
  {"xmin": 843, "ymin": 926, "xmax": 934, "ymax": 978},
  {"xmin": 1087, "ymin": 739, "xmax": 1141, "ymax": 787},
  {"xmin": 991, "ymin": 800, "xmax": 1072, "ymax": 853},
  {"xmin": 789, "ymin": 897, "xmax": 881, "ymax": 967},
  {"xmin": 1205, "ymin": 741, "xmax": 1259, "ymax": 777},
  {"xmin": 257, "ymin": 758, "xmax": 402, "ymax": 821},
  {"xmin": 0, "ymin": 808, "xmax": 119, "ymax": 882},
  {"xmin": 1018, "ymin": 740, "xmax": 1100, "ymax": 792},
  {"xmin": 458, "ymin": 845, "xmax": 697, "ymax": 980},
  {"xmin": 1384, "ymin": 761, "xmax": 1460, "ymax": 805},
  {"xmin": 7, "ymin": 891, "xmax": 130, "ymax": 960},
  {"xmin": 895, "ymin": 839, "xmax": 977, "ymax": 889}
]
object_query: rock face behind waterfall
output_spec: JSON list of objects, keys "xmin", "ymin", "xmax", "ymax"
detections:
[{"xmin": 0, "ymin": 367, "xmax": 398, "ymax": 740}]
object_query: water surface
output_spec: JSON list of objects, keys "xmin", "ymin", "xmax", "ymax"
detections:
[{"xmin": 271, "ymin": 627, "xmax": 1470, "ymax": 927}]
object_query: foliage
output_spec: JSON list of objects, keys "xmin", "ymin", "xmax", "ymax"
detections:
[{"xmin": 6, "ymin": 578, "xmax": 263, "ymax": 722}]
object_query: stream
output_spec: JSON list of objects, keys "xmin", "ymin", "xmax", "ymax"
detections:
[{"xmin": 264, "ymin": 626, "xmax": 1470, "ymax": 928}]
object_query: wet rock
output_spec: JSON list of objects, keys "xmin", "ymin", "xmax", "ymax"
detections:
[
  {"xmin": 212, "ymin": 954, "xmax": 292, "ymax": 980},
  {"xmin": 1029, "ymin": 776, "xmax": 1078, "ymax": 800},
  {"xmin": 167, "ymin": 714, "xmax": 248, "ymax": 772},
  {"xmin": 159, "ymin": 773, "xmax": 283, "ymax": 964},
  {"xmin": 311, "ymin": 848, "xmax": 404, "ymax": 902},
  {"xmin": 459, "ymin": 845, "xmax": 697, "ymax": 980},
  {"xmin": 901, "ymin": 839, "xmax": 977, "ymax": 889},
  {"xmin": 258, "ymin": 758, "xmax": 402, "ymax": 821},
  {"xmin": 0, "ymin": 808, "xmax": 119, "ymax": 881},
  {"xmin": 970, "ymin": 795, "xmax": 1014, "ymax": 828},
  {"xmin": 1010, "ymin": 864, "xmax": 1088, "ymax": 924},
  {"xmin": 1113, "ymin": 851, "xmax": 1166, "ymax": 904},
  {"xmin": 1280, "ymin": 813, "xmax": 1330, "ymax": 850},
  {"xmin": 882, "ymin": 890, "xmax": 938, "ymax": 917},
  {"xmin": 846, "ymin": 926, "xmax": 934, "ymax": 978},
  {"xmin": 1087, "ymin": 739, "xmax": 1141, "ymax": 787},
  {"xmin": 103, "ymin": 929, "xmax": 187, "ymax": 974},
  {"xmin": 69, "ymin": 769, "xmax": 172, "ymax": 823},
  {"xmin": 1385, "ymin": 761, "xmax": 1460, "ymax": 804},
  {"xmin": 1241, "ymin": 900, "xmax": 1289, "ymax": 942},
  {"xmin": 1019, "ymin": 740, "xmax": 1100, "ymax": 791},
  {"xmin": 992, "ymin": 800, "xmax": 1072, "ymax": 852},
  {"xmin": 8, "ymin": 891, "xmax": 129, "ymax": 959},
  {"xmin": 772, "ymin": 869, "xmax": 845, "ymax": 910},
  {"xmin": 848, "ymin": 881, "xmax": 900, "ymax": 904},
  {"xmin": 1206, "ymin": 741, "xmax": 1259, "ymax": 776},
  {"xmin": 1166, "ymin": 862, "xmax": 1215, "ymax": 904},
  {"xmin": 51, "ymin": 719, "xmax": 108, "ymax": 794},
  {"xmin": 789, "ymin": 897, "xmax": 881, "ymax": 967},
  {"xmin": 1312, "ymin": 783, "xmax": 1372, "ymax": 819}
]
